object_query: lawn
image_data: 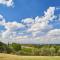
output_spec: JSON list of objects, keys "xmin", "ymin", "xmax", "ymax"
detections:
[{"xmin": 0, "ymin": 53, "xmax": 60, "ymax": 60}]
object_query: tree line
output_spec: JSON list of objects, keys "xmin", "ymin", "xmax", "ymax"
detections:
[{"xmin": 0, "ymin": 42, "xmax": 60, "ymax": 56}]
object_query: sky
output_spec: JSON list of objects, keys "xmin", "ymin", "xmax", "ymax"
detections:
[{"xmin": 0, "ymin": 0, "xmax": 60, "ymax": 44}]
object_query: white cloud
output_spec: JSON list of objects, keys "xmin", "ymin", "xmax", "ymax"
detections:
[
  {"xmin": 0, "ymin": 15, "xmax": 26, "ymax": 43},
  {"xmin": 2, "ymin": 21, "xmax": 26, "ymax": 40},
  {"xmin": 27, "ymin": 7, "xmax": 55, "ymax": 36},
  {"xmin": 0, "ymin": 6, "xmax": 60, "ymax": 44},
  {"xmin": 21, "ymin": 18, "xmax": 34, "ymax": 28},
  {"xmin": 34, "ymin": 29, "xmax": 60, "ymax": 44},
  {"xmin": 22, "ymin": 18, "xmax": 34, "ymax": 24},
  {"xmin": 35, "ymin": 7, "xmax": 55, "ymax": 23},
  {"xmin": 47, "ymin": 29, "xmax": 60, "ymax": 36},
  {"xmin": 0, "ymin": 0, "xmax": 14, "ymax": 7},
  {"xmin": 5, "ymin": 21, "xmax": 25, "ymax": 30}
]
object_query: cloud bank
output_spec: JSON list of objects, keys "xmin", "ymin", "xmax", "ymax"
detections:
[{"xmin": 0, "ymin": 7, "xmax": 60, "ymax": 44}]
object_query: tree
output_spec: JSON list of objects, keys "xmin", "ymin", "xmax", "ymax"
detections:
[
  {"xmin": 12, "ymin": 43, "xmax": 21, "ymax": 51},
  {"xmin": 49, "ymin": 46, "xmax": 56, "ymax": 56}
]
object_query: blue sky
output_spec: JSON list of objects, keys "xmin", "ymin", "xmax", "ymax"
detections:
[
  {"xmin": 0, "ymin": 0, "xmax": 60, "ymax": 22},
  {"xmin": 0, "ymin": 0, "xmax": 60, "ymax": 44}
]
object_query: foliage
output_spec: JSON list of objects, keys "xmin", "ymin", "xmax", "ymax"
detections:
[
  {"xmin": 0, "ymin": 42, "xmax": 60, "ymax": 56},
  {"xmin": 11, "ymin": 43, "xmax": 21, "ymax": 51}
]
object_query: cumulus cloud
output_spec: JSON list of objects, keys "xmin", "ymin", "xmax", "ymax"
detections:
[
  {"xmin": 0, "ymin": 7, "xmax": 60, "ymax": 44},
  {"xmin": 47, "ymin": 29, "xmax": 60, "ymax": 36},
  {"xmin": 0, "ymin": 14, "xmax": 26, "ymax": 43},
  {"xmin": 34, "ymin": 29, "xmax": 60, "ymax": 44},
  {"xmin": 2, "ymin": 21, "xmax": 25, "ymax": 39},
  {"xmin": 27, "ymin": 7, "xmax": 55, "ymax": 37},
  {"xmin": 21, "ymin": 18, "xmax": 34, "ymax": 28},
  {"xmin": 0, "ymin": 0, "xmax": 14, "ymax": 7},
  {"xmin": 5, "ymin": 21, "xmax": 25, "ymax": 30}
]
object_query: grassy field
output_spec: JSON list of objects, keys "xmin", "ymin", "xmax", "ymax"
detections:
[{"xmin": 0, "ymin": 53, "xmax": 60, "ymax": 60}]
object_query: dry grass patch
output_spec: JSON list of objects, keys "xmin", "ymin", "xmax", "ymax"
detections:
[{"xmin": 0, "ymin": 53, "xmax": 60, "ymax": 60}]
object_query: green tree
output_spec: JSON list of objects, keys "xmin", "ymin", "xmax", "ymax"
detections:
[{"xmin": 12, "ymin": 43, "xmax": 21, "ymax": 51}]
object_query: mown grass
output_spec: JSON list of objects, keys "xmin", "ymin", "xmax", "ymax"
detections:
[{"xmin": 0, "ymin": 53, "xmax": 60, "ymax": 60}]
